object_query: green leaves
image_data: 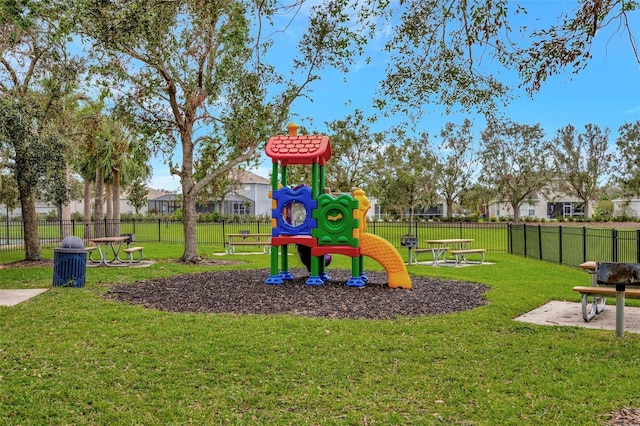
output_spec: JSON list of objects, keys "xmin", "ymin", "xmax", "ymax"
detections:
[
  {"xmin": 369, "ymin": 133, "xmax": 438, "ymax": 220},
  {"xmin": 615, "ymin": 120, "xmax": 640, "ymax": 197},
  {"xmin": 479, "ymin": 118, "xmax": 550, "ymax": 222}
]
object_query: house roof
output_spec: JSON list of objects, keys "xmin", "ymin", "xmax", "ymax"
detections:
[
  {"xmin": 150, "ymin": 193, "xmax": 179, "ymax": 201},
  {"xmin": 145, "ymin": 187, "xmax": 170, "ymax": 200},
  {"xmin": 236, "ymin": 170, "xmax": 270, "ymax": 185},
  {"xmin": 265, "ymin": 134, "xmax": 332, "ymax": 166}
]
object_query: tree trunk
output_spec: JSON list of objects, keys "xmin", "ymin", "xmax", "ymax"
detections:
[
  {"xmin": 511, "ymin": 202, "xmax": 520, "ymax": 223},
  {"xmin": 60, "ymin": 167, "xmax": 72, "ymax": 238},
  {"xmin": 20, "ymin": 189, "xmax": 41, "ymax": 261},
  {"xmin": 112, "ymin": 169, "xmax": 121, "ymax": 236},
  {"xmin": 105, "ymin": 184, "xmax": 113, "ymax": 236},
  {"xmin": 181, "ymin": 184, "xmax": 200, "ymax": 262},
  {"xmin": 83, "ymin": 180, "xmax": 92, "ymax": 239},
  {"xmin": 584, "ymin": 200, "xmax": 592, "ymax": 219},
  {"xmin": 94, "ymin": 169, "xmax": 104, "ymax": 238},
  {"xmin": 60, "ymin": 203, "xmax": 71, "ymax": 238},
  {"xmin": 446, "ymin": 198, "xmax": 454, "ymax": 218},
  {"xmin": 179, "ymin": 120, "xmax": 200, "ymax": 262}
]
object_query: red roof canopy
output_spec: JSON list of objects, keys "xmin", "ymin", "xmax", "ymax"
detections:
[{"xmin": 265, "ymin": 134, "xmax": 332, "ymax": 166}]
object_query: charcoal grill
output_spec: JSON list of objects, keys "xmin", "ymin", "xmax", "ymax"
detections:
[{"xmin": 597, "ymin": 262, "xmax": 640, "ymax": 337}]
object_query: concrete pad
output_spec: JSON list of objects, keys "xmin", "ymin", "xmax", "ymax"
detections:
[
  {"xmin": 409, "ymin": 261, "xmax": 495, "ymax": 268},
  {"xmin": 515, "ymin": 300, "xmax": 640, "ymax": 334},
  {"xmin": 0, "ymin": 289, "xmax": 48, "ymax": 307},
  {"xmin": 87, "ymin": 260, "xmax": 155, "ymax": 268}
]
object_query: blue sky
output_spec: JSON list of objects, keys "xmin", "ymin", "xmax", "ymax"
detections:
[{"xmin": 149, "ymin": 1, "xmax": 640, "ymax": 191}]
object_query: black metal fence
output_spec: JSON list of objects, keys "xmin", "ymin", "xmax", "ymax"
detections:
[
  {"xmin": 0, "ymin": 219, "xmax": 510, "ymax": 254},
  {"xmin": 509, "ymin": 224, "xmax": 640, "ymax": 267}
]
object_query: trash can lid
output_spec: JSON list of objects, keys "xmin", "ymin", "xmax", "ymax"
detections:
[{"xmin": 60, "ymin": 236, "xmax": 84, "ymax": 249}]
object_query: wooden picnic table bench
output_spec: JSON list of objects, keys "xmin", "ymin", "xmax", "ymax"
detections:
[
  {"xmin": 449, "ymin": 248, "xmax": 486, "ymax": 265},
  {"xmin": 226, "ymin": 233, "xmax": 271, "ymax": 254}
]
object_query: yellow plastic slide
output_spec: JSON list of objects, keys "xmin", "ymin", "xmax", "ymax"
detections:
[{"xmin": 360, "ymin": 233, "xmax": 412, "ymax": 289}]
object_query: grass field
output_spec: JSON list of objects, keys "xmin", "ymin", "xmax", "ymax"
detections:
[{"xmin": 2, "ymin": 244, "xmax": 639, "ymax": 425}]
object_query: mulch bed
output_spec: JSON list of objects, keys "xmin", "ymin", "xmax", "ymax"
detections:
[{"xmin": 105, "ymin": 268, "xmax": 490, "ymax": 319}]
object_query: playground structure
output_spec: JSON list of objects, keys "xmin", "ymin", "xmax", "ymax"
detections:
[{"xmin": 264, "ymin": 123, "xmax": 412, "ymax": 289}]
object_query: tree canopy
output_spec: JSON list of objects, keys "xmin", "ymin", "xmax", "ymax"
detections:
[
  {"xmin": 548, "ymin": 124, "xmax": 613, "ymax": 218},
  {"xmin": 615, "ymin": 120, "xmax": 640, "ymax": 196},
  {"xmin": 74, "ymin": 0, "xmax": 370, "ymax": 261},
  {"xmin": 479, "ymin": 118, "xmax": 551, "ymax": 223},
  {"xmin": 374, "ymin": 0, "xmax": 638, "ymax": 116},
  {"xmin": 369, "ymin": 134, "xmax": 438, "ymax": 225}
]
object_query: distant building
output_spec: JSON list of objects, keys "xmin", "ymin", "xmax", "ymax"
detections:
[
  {"xmin": 612, "ymin": 198, "xmax": 640, "ymax": 218},
  {"xmin": 1, "ymin": 170, "xmax": 388, "ymax": 219},
  {"xmin": 488, "ymin": 191, "xmax": 591, "ymax": 220}
]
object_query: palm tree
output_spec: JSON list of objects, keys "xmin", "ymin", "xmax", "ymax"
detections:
[{"xmin": 97, "ymin": 118, "xmax": 151, "ymax": 236}]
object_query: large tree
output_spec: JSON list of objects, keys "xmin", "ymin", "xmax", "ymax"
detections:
[
  {"xmin": 77, "ymin": 0, "xmax": 366, "ymax": 262},
  {"xmin": 0, "ymin": 96, "xmax": 67, "ymax": 260},
  {"xmin": 375, "ymin": 0, "xmax": 638, "ymax": 115},
  {"xmin": 369, "ymin": 134, "xmax": 439, "ymax": 225},
  {"xmin": 479, "ymin": 118, "xmax": 552, "ymax": 223},
  {"xmin": 548, "ymin": 123, "xmax": 613, "ymax": 218},
  {"xmin": 324, "ymin": 110, "xmax": 385, "ymax": 193},
  {"xmin": 615, "ymin": 120, "xmax": 640, "ymax": 196},
  {"xmin": 0, "ymin": 0, "xmax": 80, "ymax": 259},
  {"xmin": 95, "ymin": 117, "xmax": 151, "ymax": 236},
  {"xmin": 434, "ymin": 119, "xmax": 477, "ymax": 217}
]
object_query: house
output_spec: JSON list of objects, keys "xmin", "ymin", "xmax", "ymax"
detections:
[
  {"xmin": 488, "ymin": 191, "xmax": 592, "ymax": 220},
  {"xmin": 369, "ymin": 203, "xmax": 446, "ymax": 220},
  {"xmin": 147, "ymin": 170, "xmax": 272, "ymax": 217},
  {"xmin": 612, "ymin": 198, "xmax": 640, "ymax": 218}
]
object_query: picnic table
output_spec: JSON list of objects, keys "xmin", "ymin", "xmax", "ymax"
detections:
[
  {"xmin": 226, "ymin": 233, "xmax": 271, "ymax": 254},
  {"xmin": 423, "ymin": 239, "xmax": 473, "ymax": 265},
  {"xmin": 412, "ymin": 239, "xmax": 486, "ymax": 266},
  {"xmin": 87, "ymin": 234, "xmax": 143, "ymax": 267}
]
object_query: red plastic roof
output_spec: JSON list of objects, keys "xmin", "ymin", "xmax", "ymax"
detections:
[{"xmin": 265, "ymin": 134, "xmax": 332, "ymax": 166}]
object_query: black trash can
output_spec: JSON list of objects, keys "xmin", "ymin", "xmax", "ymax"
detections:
[{"xmin": 53, "ymin": 236, "xmax": 88, "ymax": 288}]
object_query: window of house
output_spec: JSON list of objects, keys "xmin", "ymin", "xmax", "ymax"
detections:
[
  {"xmin": 233, "ymin": 202, "xmax": 250, "ymax": 215},
  {"xmin": 519, "ymin": 203, "xmax": 535, "ymax": 217}
]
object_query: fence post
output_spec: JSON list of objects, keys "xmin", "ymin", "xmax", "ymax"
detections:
[
  {"xmin": 507, "ymin": 223, "xmax": 512, "ymax": 254},
  {"xmin": 558, "ymin": 225, "xmax": 563, "ymax": 265},
  {"xmin": 523, "ymin": 223, "xmax": 527, "ymax": 258},
  {"xmin": 158, "ymin": 219, "xmax": 161, "ymax": 242},
  {"xmin": 538, "ymin": 225, "xmax": 542, "ymax": 260},
  {"xmin": 612, "ymin": 228, "xmax": 618, "ymax": 262},
  {"xmin": 637, "ymin": 229, "xmax": 640, "ymax": 264},
  {"xmin": 582, "ymin": 226, "xmax": 587, "ymax": 263}
]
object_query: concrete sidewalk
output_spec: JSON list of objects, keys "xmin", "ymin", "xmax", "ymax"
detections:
[
  {"xmin": 515, "ymin": 300, "xmax": 640, "ymax": 334},
  {"xmin": 0, "ymin": 289, "xmax": 49, "ymax": 307}
]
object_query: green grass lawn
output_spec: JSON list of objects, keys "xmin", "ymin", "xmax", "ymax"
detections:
[{"xmin": 2, "ymin": 244, "xmax": 639, "ymax": 425}]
